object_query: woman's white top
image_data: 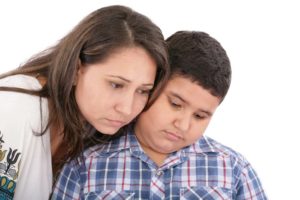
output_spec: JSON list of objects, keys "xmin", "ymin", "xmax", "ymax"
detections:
[{"xmin": 0, "ymin": 75, "xmax": 52, "ymax": 200}]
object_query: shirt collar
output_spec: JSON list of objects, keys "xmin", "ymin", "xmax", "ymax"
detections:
[
  {"xmin": 182, "ymin": 136, "xmax": 230, "ymax": 156},
  {"xmin": 93, "ymin": 128, "xmax": 229, "ymax": 157},
  {"xmin": 95, "ymin": 127, "xmax": 141, "ymax": 155}
]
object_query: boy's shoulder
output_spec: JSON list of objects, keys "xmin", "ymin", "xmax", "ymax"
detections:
[{"xmin": 192, "ymin": 136, "xmax": 249, "ymax": 165}]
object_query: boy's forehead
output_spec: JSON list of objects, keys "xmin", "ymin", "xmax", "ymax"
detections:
[
  {"xmin": 162, "ymin": 76, "xmax": 220, "ymax": 110},
  {"xmin": 166, "ymin": 75, "xmax": 198, "ymax": 90},
  {"xmin": 163, "ymin": 76, "xmax": 202, "ymax": 100}
]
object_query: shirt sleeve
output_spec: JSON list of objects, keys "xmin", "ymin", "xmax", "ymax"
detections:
[
  {"xmin": 51, "ymin": 159, "xmax": 85, "ymax": 200},
  {"xmin": 235, "ymin": 161, "xmax": 268, "ymax": 200}
]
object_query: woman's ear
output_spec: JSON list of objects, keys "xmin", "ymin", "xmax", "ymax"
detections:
[{"xmin": 74, "ymin": 59, "xmax": 83, "ymax": 86}]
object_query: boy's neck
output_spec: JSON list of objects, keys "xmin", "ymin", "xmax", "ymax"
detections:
[
  {"xmin": 133, "ymin": 132, "xmax": 167, "ymax": 167},
  {"xmin": 139, "ymin": 143, "xmax": 168, "ymax": 167}
]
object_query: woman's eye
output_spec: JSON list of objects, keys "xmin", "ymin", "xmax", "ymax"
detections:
[
  {"xmin": 111, "ymin": 82, "xmax": 123, "ymax": 89},
  {"xmin": 137, "ymin": 89, "xmax": 151, "ymax": 95}
]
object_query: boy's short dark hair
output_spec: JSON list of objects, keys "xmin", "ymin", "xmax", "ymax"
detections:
[{"xmin": 166, "ymin": 31, "xmax": 231, "ymax": 102}]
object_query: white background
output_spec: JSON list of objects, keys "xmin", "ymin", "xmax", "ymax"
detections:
[{"xmin": 1, "ymin": 1, "xmax": 299, "ymax": 199}]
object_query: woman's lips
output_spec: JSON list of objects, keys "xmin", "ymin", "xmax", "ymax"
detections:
[{"xmin": 105, "ymin": 118, "xmax": 126, "ymax": 127}]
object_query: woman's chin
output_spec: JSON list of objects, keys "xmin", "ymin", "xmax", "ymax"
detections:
[{"xmin": 95, "ymin": 125, "xmax": 120, "ymax": 135}]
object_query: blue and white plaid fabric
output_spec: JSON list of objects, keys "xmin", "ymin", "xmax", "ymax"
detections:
[{"xmin": 52, "ymin": 130, "xmax": 267, "ymax": 200}]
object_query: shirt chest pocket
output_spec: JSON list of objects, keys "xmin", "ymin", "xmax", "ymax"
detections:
[
  {"xmin": 84, "ymin": 190, "xmax": 135, "ymax": 200},
  {"xmin": 180, "ymin": 186, "xmax": 232, "ymax": 200}
]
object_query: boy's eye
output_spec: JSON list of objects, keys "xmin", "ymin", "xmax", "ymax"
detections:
[
  {"xmin": 194, "ymin": 113, "xmax": 206, "ymax": 120},
  {"xmin": 171, "ymin": 102, "xmax": 181, "ymax": 108},
  {"xmin": 170, "ymin": 99, "xmax": 182, "ymax": 109}
]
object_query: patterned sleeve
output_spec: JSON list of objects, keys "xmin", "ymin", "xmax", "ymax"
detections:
[
  {"xmin": 235, "ymin": 161, "xmax": 268, "ymax": 200},
  {"xmin": 51, "ymin": 159, "xmax": 84, "ymax": 200}
]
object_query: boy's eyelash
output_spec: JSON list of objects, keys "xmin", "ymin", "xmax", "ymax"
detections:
[
  {"xmin": 169, "ymin": 99, "xmax": 181, "ymax": 108},
  {"xmin": 167, "ymin": 95, "xmax": 208, "ymax": 120},
  {"xmin": 194, "ymin": 114, "xmax": 203, "ymax": 119},
  {"xmin": 171, "ymin": 102, "xmax": 180, "ymax": 107},
  {"xmin": 194, "ymin": 113, "xmax": 206, "ymax": 120}
]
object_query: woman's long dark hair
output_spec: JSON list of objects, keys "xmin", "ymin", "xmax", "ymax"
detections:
[{"xmin": 0, "ymin": 5, "xmax": 169, "ymax": 174}]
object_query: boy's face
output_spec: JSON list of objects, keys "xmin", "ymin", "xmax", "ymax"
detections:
[{"xmin": 135, "ymin": 76, "xmax": 220, "ymax": 161}]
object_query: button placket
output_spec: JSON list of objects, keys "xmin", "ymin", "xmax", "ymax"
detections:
[{"xmin": 156, "ymin": 170, "xmax": 163, "ymax": 176}]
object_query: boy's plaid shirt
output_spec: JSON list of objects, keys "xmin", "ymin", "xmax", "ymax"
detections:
[{"xmin": 52, "ymin": 130, "xmax": 267, "ymax": 200}]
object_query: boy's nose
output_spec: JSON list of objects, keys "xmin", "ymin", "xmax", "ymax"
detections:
[{"xmin": 174, "ymin": 114, "xmax": 190, "ymax": 132}]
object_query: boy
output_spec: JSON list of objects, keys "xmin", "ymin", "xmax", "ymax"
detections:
[{"xmin": 52, "ymin": 31, "xmax": 267, "ymax": 199}]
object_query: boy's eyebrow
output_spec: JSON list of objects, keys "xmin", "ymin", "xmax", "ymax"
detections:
[
  {"xmin": 108, "ymin": 75, "xmax": 154, "ymax": 86},
  {"xmin": 169, "ymin": 91, "xmax": 213, "ymax": 116}
]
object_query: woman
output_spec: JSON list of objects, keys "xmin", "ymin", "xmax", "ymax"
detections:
[{"xmin": 0, "ymin": 5, "xmax": 169, "ymax": 199}]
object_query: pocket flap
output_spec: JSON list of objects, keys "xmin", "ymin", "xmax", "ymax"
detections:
[
  {"xmin": 85, "ymin": 190, "xmax": 135, "ymax": 200},
  {"xmin": 180, "ymin": 186, "xmax": 232, "ymax": 200}
]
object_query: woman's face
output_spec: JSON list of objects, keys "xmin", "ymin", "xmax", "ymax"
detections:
[{"xmin": 75, "ymin": 47, "xmax": 157, "ymax": 134}]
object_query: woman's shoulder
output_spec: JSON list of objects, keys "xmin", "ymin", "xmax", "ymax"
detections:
[
  {"xmin": 0, "ymin": 74, "xmax": 46, "ymax": 109},
  {"xmin": 0, "ymin": 74, "xmax": 49, "ymax": 130},
  {"xmin": 0, "ymin": 74, "xmax": 42, "ymax": 90}
]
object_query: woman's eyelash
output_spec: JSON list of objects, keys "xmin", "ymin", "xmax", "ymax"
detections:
[
  {"xmin": 110, "ymin": 82, "xmax": 123, "ymax": 88},
  {"xmin": 137, "ymin": 89, "xmax": 151, "ymax": 95}
]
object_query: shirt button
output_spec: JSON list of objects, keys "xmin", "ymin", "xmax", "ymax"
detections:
[{"xmin": 156, "ymin": 170, "xmax": 163, "ymax": 176}]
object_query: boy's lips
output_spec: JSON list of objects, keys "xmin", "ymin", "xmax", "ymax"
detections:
[{"xmin": 164, "ymin": 130, "xmax": 183, "ymax": 141}]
